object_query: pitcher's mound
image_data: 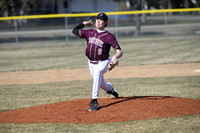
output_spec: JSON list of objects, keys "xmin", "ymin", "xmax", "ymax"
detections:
[{"xmin": 0, "ymin": 96, "xmax": 200, "ymax": 124}]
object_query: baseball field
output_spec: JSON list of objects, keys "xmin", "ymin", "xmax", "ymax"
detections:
[{"xmin": 0, "ymin": 35, "xmax": 200, "ymax": 132}]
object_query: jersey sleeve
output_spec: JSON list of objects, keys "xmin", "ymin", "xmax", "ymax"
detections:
[
  {"xmin": 79, "ymin": 29, "xmax": 89, "ymax": 38},
  {"xmin": 72, "ymin": 23, "xmax": 85, "ymax": 36},
  {"xmin": 109, "ymin": 34, "xmax": 121, "ymax": 50}
]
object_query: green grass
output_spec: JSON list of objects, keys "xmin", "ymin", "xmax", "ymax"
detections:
[
  {"xmin": 0, "ymin": 44, "xmax": 87, "ymax": 72},
  {"xmin": 0, "ymin": 37, "xmax": 200, "ymax": 72},
  {"xmin": 0, "ymin": 115, "xmax": 199, "ymax": 133}
]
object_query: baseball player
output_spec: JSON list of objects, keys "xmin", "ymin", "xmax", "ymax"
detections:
[{"xmin": 72, "ymin": 13, "xmax": 123, "ymax": 111}]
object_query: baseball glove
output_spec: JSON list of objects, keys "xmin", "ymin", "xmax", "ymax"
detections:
[{"xmin": 108, "ymin": 61, "xmax": 119, "ymax": 71}]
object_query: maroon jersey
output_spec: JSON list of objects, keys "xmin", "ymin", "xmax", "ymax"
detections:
[{"xmin": 79, "ymin": 29, "xmax": 121, "ymax": 61}]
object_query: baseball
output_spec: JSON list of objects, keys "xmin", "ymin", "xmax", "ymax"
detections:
[{"xmin": 88, "ymin": 20, "xmax": 93, "ymax": 26}]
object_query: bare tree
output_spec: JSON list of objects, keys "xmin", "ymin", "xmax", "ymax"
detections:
[{"xmin": 0, "ymin": 0, "xmax": 42, "ymax": 17}]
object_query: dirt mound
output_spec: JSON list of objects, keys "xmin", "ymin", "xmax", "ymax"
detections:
[{"xmin": 0, "ymin": 96, "xmax": 200, "ymax": 124}]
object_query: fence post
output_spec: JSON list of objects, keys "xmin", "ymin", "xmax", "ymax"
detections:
[
  {"xmin": 164, "ymin": 12, "xmax": 168, "ymax": 39},
  {"xmin": 14, "ymin": 19, "xmax": 19, "ymax": 48},
  {"xmin": 115, "ymin": 15, "xmax": 119, "ymax": 40},
  {"xmin": 65, "ymin": 17, "xmax": 69, "ymax": 46}
]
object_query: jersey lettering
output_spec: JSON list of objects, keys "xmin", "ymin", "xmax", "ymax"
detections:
[{"xmin": 89, "ymin": 37, "xmax": 103, "ymax": 48}]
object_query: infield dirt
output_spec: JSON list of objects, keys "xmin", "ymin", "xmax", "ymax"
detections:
[{"xmin": 0, "ymin": 63, "xmax": 200, "ymax": 85}]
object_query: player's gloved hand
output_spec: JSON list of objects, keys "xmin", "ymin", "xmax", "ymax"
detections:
[
  {"xmin": 108, "ymin": 50, "xmax": 122, "ymax": 71},
  {"xmin": 108, "ymin": 60, "xmax": 118, "ymax": 71},
  {"xmin": 108, "ymin": 56, "xmax": 119, "ymax": 71},
  {"xmin": 83, "ymin": 20, "xmax": 93, "ymax": 27}
]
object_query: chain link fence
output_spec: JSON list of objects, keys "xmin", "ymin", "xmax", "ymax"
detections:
[{"xmin": 0, "ymin": 10, "xmax": 200, "ymax": 49}]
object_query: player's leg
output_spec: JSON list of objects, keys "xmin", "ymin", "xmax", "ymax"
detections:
[
  {"xmin": 100, "ymin": 76, "xmax": 119, "ymax": 98},
  {"xmin": 88, "ymin": 59, "xmax": 118, "ymax": 111},
  {"xmin": 100, "ymin": 76, "xmax": 112, "ymax": 92},
  {"xmin": 90, "ymin": 59, "xmax": 110, "ymax": 99},
  {"xmin": 88, "ymin": 59, "xmax": 110, "ymax": 111},
  {"xmin": 97, "ymin": 60, "xmax": 119, "ymax": 98},
  {"xmin": 88, "ymin": 60, "xmax": 99, "ymax": 111}
]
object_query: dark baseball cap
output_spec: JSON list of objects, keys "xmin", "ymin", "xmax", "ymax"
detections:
[{"xmin": 96, "ymin": 13, "xmax": 108, "ymax": 22}]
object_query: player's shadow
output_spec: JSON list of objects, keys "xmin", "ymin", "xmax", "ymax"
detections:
[{"xmin": 98, "ymin": 96, "xmax": 171, "ymax": 110}]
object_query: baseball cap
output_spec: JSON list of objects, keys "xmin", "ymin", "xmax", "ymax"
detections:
[{"xmin": 96, "ymin": 13, "xmax": 108, "ymax": 22}]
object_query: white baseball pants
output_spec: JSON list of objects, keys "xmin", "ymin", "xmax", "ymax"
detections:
[{"xmin": 88, "ymin": 58, "xmax": 113, "ymax": 99}]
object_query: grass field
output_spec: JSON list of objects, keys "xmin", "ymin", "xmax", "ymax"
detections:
[
  {"xmin": 0, "ymin": 36, "xmax": 200, "ymax": 132},
  {"xmin": 0, "ymin": 36, "xmax": 200, "ymax": 72}
]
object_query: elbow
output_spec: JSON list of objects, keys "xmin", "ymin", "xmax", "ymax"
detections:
[
  {"xmin": 72, "ymin": 29, "xmax": 79, "ymax": 36},
  {"xmin": 119, "ymin": 50, "xmax": 123, "ymax": 56},
  {"xmin": 72, "ymin": 28, "xmax": 76, "ymax": 35},
  {"xmin": 119, "ymin": 50, "xmax": 123, "ymax": 58},
  {"xmin": 116, "ymin": 49, "xmax": 123, "ymax": 58}
]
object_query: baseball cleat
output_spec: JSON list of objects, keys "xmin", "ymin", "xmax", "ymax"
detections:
[
  {"xmin": 107, "ymin": 82, "xmax": 119, "ymax": 98},
  {"xmin": 89, "ymin": 99, "xmax": 99, "ymax": 111}
]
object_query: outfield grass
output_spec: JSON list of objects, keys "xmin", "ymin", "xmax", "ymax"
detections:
[
  {"xmin": 0, "ymin": 37, "xmax": 200, "ymax": 132},
  {"xmin": 0, "ymin": 115, "xmax": 199, "ymax": 133},
  {"xmin": 0, "ymin": 37, "xmax": 200, "ymax": 72}
]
